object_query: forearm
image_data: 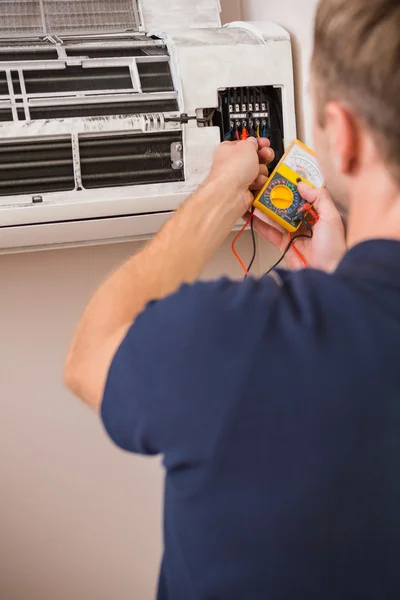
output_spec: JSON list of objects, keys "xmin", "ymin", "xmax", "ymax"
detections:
[
  {"xmin": 65, "ymin": 175, "xmax": 242, "ymax": 408},
  {"xmin": 101, "ymin": 175, "xmax": 242, "ymax": 324}
]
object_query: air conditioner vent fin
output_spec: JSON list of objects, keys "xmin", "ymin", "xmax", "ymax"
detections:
[
  {"xmin": 0, "ymin": 108, "xmax": 12, "ymax": 122},
  {"xmin": 23, "ymin": 66, "xmax": 133, "ymax": 95},
  {"xmin": 0, "ymin": 137, "xmax": 75, "ymax": 196},
  {"xmin": 80, "ymin": 132, "xmax": 184, "ymax": 189},
  {"xmin": 0, "ymin": 132, "xmax": 184, "ymax": 198},
  {"xmin": 0, "ymin": 49, "xmax": 59, "ymax": 62},
  {"xmin": 23, "ymin": 99, "xmax": 179, "ymax": 121},
  {"xmin": 137, "ymin": 62, "xmax": 174, "ymax": 93}
]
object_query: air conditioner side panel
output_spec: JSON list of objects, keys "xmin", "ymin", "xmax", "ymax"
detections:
[{"xmin": 167, "ymin": 24, "xmax": 297, "ymax": 146}]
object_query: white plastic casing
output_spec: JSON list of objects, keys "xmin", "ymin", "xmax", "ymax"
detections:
[{"xmin": 0, "ymin": 1, "xmax": 296, "ymax": 253}]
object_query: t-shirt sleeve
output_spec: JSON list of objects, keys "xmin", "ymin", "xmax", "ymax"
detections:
[{"xmin": 100, "ymin": 277, "xmax": 280, "ymax": 462}]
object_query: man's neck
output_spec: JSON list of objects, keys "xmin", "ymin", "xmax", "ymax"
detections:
[{"xmin": 347, "ymin": 168, "xmax": 400, "ymax": 248}]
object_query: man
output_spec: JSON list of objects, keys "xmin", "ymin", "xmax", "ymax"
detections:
[{"xmin": 65, "ymin": 0, "xmax": 399, "ymax": 598}]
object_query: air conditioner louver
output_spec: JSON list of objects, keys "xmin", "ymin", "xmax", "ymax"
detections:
[
  {"xmin": 22, "ymin": 98, "xmax": 178, "ymax": 120},
  {"xmin": 0, "ymin": 72, "xmax": 9, "ymax": 96},
  {"xmin": 0, "ymin": 49, "xmax": 59, "ymax": 62},
  {"xmin": 137, "ymin": 62, "xmax": 174, "ymax": 93},
  {"xmin": 0, "ymin": 138, "xmax": 75, "ymax": 196},
  {"xmin": 23, "ymin": 66, "xmax": 133, "ymax": 95},
  {"xmin": 0, "ymin": 108, "xmax": 12, "ymax": 121},
  {"xmin": 66, "ymin": 46, "xmax": 166, "ymax": 59},
  {"xmin": 79, "ymin": 132, "xmax": 184, "ymax": 189}
]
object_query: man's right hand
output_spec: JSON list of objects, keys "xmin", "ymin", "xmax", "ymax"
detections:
[{"xmin": 252, "ymin": 183, "xmax": 347, "ymax": 273}]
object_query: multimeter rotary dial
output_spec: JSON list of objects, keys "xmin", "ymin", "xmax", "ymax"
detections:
[{"xmin": 264, "ymin": 178, "xmax": 301, "ymax": 216}]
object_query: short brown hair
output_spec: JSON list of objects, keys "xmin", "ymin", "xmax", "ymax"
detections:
[{"xmin": 312, "ymin": 0, "xmax": 400, "ymax": 183}]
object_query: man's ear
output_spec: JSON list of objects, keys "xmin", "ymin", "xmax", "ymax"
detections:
[{"xmin": 324, "ymin": 101, "xmax": 360, "ymax": 177}]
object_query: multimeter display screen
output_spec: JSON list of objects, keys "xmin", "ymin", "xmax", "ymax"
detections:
[{"xmin": 284, "ymin": 144, "xmax": 324, "ymax": 188}]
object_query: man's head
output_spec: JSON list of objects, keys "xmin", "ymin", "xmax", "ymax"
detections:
[{"xmin": 311, "ymin": 0, "xmax": 400, "ymax": 216}]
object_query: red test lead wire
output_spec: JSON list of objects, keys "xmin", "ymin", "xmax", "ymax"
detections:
[
  {"xmin": 289, "ymin": 232, "xmax": 308, "ymax": 266},
  {"xmin": 232, "ymin": 211, "xmax": 254, "ymax": 276}
]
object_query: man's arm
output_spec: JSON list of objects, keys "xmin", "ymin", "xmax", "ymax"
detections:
[{"xmin": 64, "ymin": 138, "xmax": 273, "ymax": 411}]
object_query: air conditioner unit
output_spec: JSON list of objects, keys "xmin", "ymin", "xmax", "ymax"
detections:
[{"xmin": 0, "ymin": 0, "xmax": 296, "ymax": 253}]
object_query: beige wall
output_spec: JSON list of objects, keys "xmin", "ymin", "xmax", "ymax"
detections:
[
  {"xmin": 221, "ymin": 0, "xmax": 242, "ymax": 22},
  {"xmin": 0, "ymin": 2, "xmax": 318, "ymax": 599},
  {"xmin": 1, "ymin": 234, "xmax": 268, "ymax": 600},
  {"xmin": 243, "ymin": 0, "xmax": 319, "ymax": 145}
]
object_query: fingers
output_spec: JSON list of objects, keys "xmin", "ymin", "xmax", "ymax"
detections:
[
  {"xmin": 250, "ymin": 176, "xmax": 268, "ymax": 191},
  {"xmin": 258, "ymin": 164, "xmax": 269, "ymax": 178},
  {"xmin": 250, "ymin": 164, "xmax": 269, "ymax": 191},
  {"xmin": 220, "ymin": 140, "xmax": 240, "ymax": 147},
  {"xmin": 256, "ymin": 137, "xmax": 271, "ymax": 149},
  {"xmin": 297, "ymin": 182, "xmax": 321, "ymax": 204},
  {"xmin": 246, "ymin": 137, "xmax": 259, "ymax": 148},
  {"xmin": 221, "ymin": 137, "xmax": 275, "ymax": 163},
  {"xmin": 220, "ymin": 139, "xmax": 256, "ymax": 147},
  {"xmin": 259, "ymin": 146, "xmax": 275, "ymax": 165},
  {"xmin": 298, "ymin": 183, "xmax": 341, "ymax": 220}
]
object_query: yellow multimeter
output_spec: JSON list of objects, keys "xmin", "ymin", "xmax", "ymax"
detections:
[{"xmin": 253, "ymin": 139, "xmax": 324, "ymax": 233}]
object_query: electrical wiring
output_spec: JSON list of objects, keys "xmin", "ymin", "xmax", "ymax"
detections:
[
  {"xmin": 248, "ymin": 121, "xmax": 255, "ymax": 138},
  {"xmin": 232, "ymin": 211, "xmax": 254, "ymax": 277},
  {"xmin": 196, "ymin": 108, "xmax": 216, "ymax": 124},
  {"xmin": 165, "ymin": 110, "xmax": 215, "ymax": 125},
  {"xmin": 291, "ymin": 238, "xmax": 308, "ymax": 266},
  {"xmin": 224, "ymin": 129, "xmax": 233, "ymax": 140},
  {"xmin": 301, "ymin": 203, "xmax": 319, "ymax": 223},
  {"xmin": 246, "ymin": 212, "xmax": 257, "ymax": 276},
  {"xmin": 240, "ymin": 127, "xmax": 249, "ymax": 140},
  {"xmin": 233, "ymin": 212, "xmax": 313, "ymax": 278},
  {"xmin": 263, "ymin": 229, "xmax": 313, "ymax": 277}
]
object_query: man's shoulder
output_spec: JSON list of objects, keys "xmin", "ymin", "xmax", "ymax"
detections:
[
  {"xmin": 160, "ymin": 269, "xmax": 354, "ymax": 324},
  {"xmin": 144, "ymin": 270, "xmax": 357, "ymax": 325},
  {"xmin": 138, "ymin": 270, "xmax": 361, "ymax": 355}
]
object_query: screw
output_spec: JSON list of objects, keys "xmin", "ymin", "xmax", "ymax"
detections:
[
  {"xmin": 175, "ymin": 143, "xmax": 183, "ymax": 152},
  {"xmin": 175, "ymin": 160, "xmax": 184, "ymax": 169}
]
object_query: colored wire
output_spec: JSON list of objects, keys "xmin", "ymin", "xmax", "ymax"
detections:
[
  {"xmin": 224, "ymin": 129, "xmax": 233, "ymax": 140},
  {"xmin": 301, "ymin": 203, "xmax": 319, "ymax": 223},
  {"xmin": 290, "ymin": 233, "xmax": 307, "ymax": 266},
  {"xmin": 232, "ymin": 211, "xmax": 254, "ymax": 276},
  {"xmin": 248, "ymin": 122, "xmax": 255, "ymax": 137},
  {"xmin": 241, "ymin": 127, "xmax": 249, "ymax": 140},
  {"xmin": 246, "ymin": 212, "xmax": 257, "ymax": 277},
  {"xmin": 256, "ymin": 125, "xmax": 260, "ymax": 138},
  {"xmin": 263, "ymin": 230, "xmax": 313, "ymax": 277},
  {"xmin": 235, "ymin": 128, "xmax": 240, "ymax": 141}
]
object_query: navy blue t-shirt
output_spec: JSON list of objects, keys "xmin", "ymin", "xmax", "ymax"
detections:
[{"xmin": 101, "ymin": 240, "xmax": 400, "ymax": 600}]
